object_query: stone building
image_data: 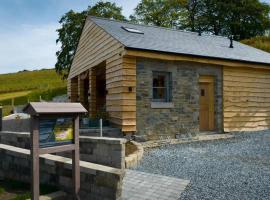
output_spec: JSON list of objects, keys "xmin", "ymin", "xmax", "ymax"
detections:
[{"xmin": 68, "ymin": 16, "xmax": 270, "ymax": 140}]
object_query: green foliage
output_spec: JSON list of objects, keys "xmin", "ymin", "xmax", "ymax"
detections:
[
  {"xmin": 0, "ymin": 179, "xmax": 57, "ymax": 200},
  {"xmin": 55, "ymin": 1, "xmax": 125, "ymax": 79},
  {"xmin": 11, "ymin": 193, "xmax": 30, "ymax": 200},
  {"xmin": 241, "ymin": 36, "xmax": 270, "ymax": 53},
  {"xmin": 132, "ymin": 0, "xmax": 270, "ymax": 40},
  {"xmin": 0, "ymin": 187, "xmax": 5, "ymax": 194},
  {"xmin": 130, "ymin": 0, "xmax": 182, "ymax": 27}
]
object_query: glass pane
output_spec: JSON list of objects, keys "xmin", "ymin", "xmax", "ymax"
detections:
[
  {"xmin": 153, "ymin": 88, "xmax": 167, "ymax": 100},
  {"xmin": 153, "ymin": 74, "xmax": 165, "ymax": 87}
]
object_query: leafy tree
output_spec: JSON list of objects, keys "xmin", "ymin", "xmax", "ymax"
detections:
[
  {"xmin": 219, "ymin": 0, "xmax": 270, "ymax": 40},
  {"xmin": 130, "ymin": 0, "xmax": 183, "ymax": 27},
  {"xmin": 132, "ymin": 0, "xmax": 270, "ymax": 40},
  {"xmin": 55, "ymin": 2, "xmax": 125, "ymax": 79},
  {"xmin": 181, "ymin": 0, "xmax": 270, "ymax": 40},
  {"xmin": 179, "ymin": 0, "xmax": 202, "ymax": 32}
]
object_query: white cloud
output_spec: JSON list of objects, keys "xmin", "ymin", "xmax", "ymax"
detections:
[{"xmin": 0, "ymin": 23, "xmax": 60, "ymax": 74}]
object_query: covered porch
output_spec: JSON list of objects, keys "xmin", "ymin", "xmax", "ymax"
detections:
[{"xmin": 67, "ymin": 57, "xmax": 136, "ymax": 134}]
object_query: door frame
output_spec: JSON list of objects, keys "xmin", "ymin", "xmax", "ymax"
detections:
[{"xmin": 199, "ymin": 75, "xmax": 215, "ymax": 131}]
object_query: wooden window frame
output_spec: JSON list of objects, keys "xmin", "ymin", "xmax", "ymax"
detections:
[{"xmin": 152, "ymin": 71, "xmax": 172, "ymax": 102}]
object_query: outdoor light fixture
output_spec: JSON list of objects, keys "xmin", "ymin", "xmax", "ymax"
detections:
[{"xmin": 128, "ymin": 87, "xmax": 133, "ymax": 92}]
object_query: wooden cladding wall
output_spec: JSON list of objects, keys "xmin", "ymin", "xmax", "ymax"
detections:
[
  {"xmin": 106, "ymin": 56, "xmax": 136, "ymax": 132},
  {"xmin": 68, "ymin": 19, "xmax": 124, "ymax": 79},
  {"xmin": 68, "ymin": 18, "xmax": 136, "ymax": 132},
  {"xmin": 223, "ymin": 67, "xmax": 270, "ymax": 132},
  {"xmin": 68, "ymin": 77, "xmax": 78, "ymax": 102}
]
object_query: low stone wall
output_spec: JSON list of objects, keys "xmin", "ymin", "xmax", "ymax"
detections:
[
  {"xmin": 0, "ymin": 144, "xmax": 124, "ymax": 200},
  {"xmin": 80, "ymin": 128, "xmax": 122, "ymax": 138},
  {"xmin": 0, "ymin": 132, "xmax": 126, "ymax": 169},
  {"xmin": 0, "ymin": 131, "xmax": 30, "ymax": 149},
  {"xmin": 2, "ymin": 115, "xmax": 30, "ymax": 132},
  {"xmin": 79, "ymin": 136, "xmax": 126, "ymax": 169},
  {"xmin": 125, "ymin": 141, "xmax": 144, "ymax": 168}
]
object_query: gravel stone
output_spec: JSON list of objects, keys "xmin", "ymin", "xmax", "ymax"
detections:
[{"xmin": 134, "ymin": 131, "xmax": 270, "ymax": 200}]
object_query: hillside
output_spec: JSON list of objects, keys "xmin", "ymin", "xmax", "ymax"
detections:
[
  {"xmin": 0, "ymin": 69, "xmax": 67, "ymax": 116},
  {"xmin": 241, "ymin": 36, "xmax": 270, "ymax": 53}
]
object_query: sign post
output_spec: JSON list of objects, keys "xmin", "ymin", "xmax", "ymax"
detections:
[
  {"xmin": 24, "ymin": 102, "xmax": 87, "ymax": 200},
  {"xmin": 0, "ymin": 106, "xmax": 2, "ymax": 131}
]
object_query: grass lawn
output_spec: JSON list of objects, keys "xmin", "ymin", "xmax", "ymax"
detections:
[
  {"xmin": 0, "ymin": 91, "xmax": 32, "ymax": 101},
  {"xmin": 0, "ymin": 179, "xmax": 57, "ymax": 200},
  {"xmin": 0, "ymin": 69, "xmax": 67, "ymax": 116}
]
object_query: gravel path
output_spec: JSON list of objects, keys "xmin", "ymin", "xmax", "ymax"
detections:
[{"xmin": 134, "ymin": 131, "xmax": 270, "ymax": 200}]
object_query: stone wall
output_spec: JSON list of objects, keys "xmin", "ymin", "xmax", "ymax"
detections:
[
  {"xmin": 0, "ymin": 131, "xmax": 126, "ymax": 169},
  {"xmin": 136, "ymin": 58, "xmax": 223, "ymax": 140},
  {"xmin": 2, "ymin": 115, "xmax": 30, "ymax": 132},
  {"xmin": 0, "ymin": 131, "xmax": 30, "ymax": 149},
  {"xmin": 0, "ymin": 144, "xmax": 123, "ymax": 200}
]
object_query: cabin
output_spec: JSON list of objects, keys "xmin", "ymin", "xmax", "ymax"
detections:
[{"xmin": 68, "ymin": 16, "xmax": 270, "ymax": 140}]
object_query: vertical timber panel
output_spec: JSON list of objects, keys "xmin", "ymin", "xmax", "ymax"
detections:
[
  {"xmin": 223, "ymin": 67, "xmax": 270, "ymax": 132},
  {"xmin": 69, "ymin": 77, "xmax": 78, "ymax": 102},
  {"xmin": 89, "ymin": 69, "xmax": 97, "ymax": 118},
  {"xmin": 106, "ymin": 56, "xmax": 136, "ymax": 133}
]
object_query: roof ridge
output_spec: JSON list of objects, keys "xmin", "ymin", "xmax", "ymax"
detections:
[{"xmin": 88, "ymin": 15, "xmax": 229, "ymax": 40}]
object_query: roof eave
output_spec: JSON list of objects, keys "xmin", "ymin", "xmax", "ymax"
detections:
[{"xmin": 124, "ymin": 46, "xmax": 270, "ymax": 68}]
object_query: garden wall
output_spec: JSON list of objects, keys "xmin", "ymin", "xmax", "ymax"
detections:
[
  {"xmin": 0, "ymin": 144, "xmax": 124, "ymax": 200},
  {"xmin": 0, "ymin": 131, "xmax": 126, "ymax": 169}
]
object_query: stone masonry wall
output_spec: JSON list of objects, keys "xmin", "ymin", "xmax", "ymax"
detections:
[
  {"xmin": 136, "ymin": 58, "xmax": 223, "ymax": 140},
  {"xmin": 0, "ymin": 144, "xmax": 124, "ymax": 200},
  {"xmin": 0, "ymin": 131, "xmax": 126, "ymax": 169}
]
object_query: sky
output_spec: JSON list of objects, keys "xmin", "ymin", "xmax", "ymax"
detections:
[
  {"xmin": 0, "ymin": 0, "xmax": 269, "ymax": 74},
  {"xmin": 0, "ymin": 0, "xmax": 140, "ymax": 74}
]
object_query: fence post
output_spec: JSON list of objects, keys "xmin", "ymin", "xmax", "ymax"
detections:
[
  {"xmin": 100, "ymin": 118, "xmax": 103, "ymax": 137},
  {"xmin": 0, "ymin": 106, "xmax": 2, "ymax": 132}
]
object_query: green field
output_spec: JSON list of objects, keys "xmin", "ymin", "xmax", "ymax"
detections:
[
  {"xmin": 241, "ymin": 36, "xmax": 270, "ymax": 53},
  {"xmin": 0, "ymin": 69, "xmax": 67, "ymax": 116}
]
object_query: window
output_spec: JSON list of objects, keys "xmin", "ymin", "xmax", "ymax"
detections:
[
  {"xmin": 121, "ymin": 26, "xmax": 144, "ymax": 34},
  {"xmin": 152, "ymin": 71, "xmax": 172, "ymax": 102}
]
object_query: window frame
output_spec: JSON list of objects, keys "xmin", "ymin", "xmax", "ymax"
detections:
[{"xmin": 152, "ymin": 71, "xmax": 172, "ymax": 102}]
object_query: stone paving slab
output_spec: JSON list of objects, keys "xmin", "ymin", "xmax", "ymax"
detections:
[{"xmin": 123, "ymin": 170, "xmax": 190, "ymax": 200}]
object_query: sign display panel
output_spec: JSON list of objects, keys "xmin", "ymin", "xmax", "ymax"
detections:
[{"xmin": 39, "ymin": 118, "xmax": 74, "ymax": 148}]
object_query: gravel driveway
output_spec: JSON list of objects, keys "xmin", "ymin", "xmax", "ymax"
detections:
[{"xmin": 134, "ymin": 131, "xmax": 270, "ymax": 200}]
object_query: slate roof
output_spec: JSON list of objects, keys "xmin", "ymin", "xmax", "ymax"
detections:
[{"xmin": 89, "ymin": 16, "xmax": 270, "ymax": 65}]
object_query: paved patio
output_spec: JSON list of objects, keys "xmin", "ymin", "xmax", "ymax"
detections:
[{"xmin": 123, "ymin": 170, "xmax": 190, "ymax": 200}]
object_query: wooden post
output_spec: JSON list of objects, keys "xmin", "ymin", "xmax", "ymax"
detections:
[
  {"xmin": 73, "ymin": 115, "xmax": 80, "ymax": 199},
  {"xmin": 31, "ymin": 116, "xmax": 40, "ymax": 200},
  {"xmin": 24, "ymin": 103, "xmax": 86, "ymax": 200},
  {"xmin": 0, "ymin": 106, "xmax": 2, "ymax": 132}
]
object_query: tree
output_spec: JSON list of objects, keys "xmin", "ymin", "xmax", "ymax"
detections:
[
  {"xmin": 179, "ymin": 0, "xmax": 202, "ymax": 32},
  {"xmin": 219, "ymin": 0, "xmax": 270, "ymax": 40},
  {"xmin": 132, "ymin": 0, "xmax": 270, "ymax": 40},
  {"xmin": 181, "ymin": 0, "xmax": 270, "ymax": 40},
  {"xmin": 55, "ymin": 2, "xmax": 125, "ymax": 79},
  {"xmin": 130, "ymin": 0, "xmax": 183, "ymax": 28}
]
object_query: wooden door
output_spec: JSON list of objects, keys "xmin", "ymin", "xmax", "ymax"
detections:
[{"xmin": 199, "ymin": 76, "xmax": 214, "ymax": 131}]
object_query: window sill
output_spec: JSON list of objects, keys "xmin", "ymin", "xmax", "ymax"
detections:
[{"xmin": 151, "ymin": 102, "xmax": 174, "ymax": 109}]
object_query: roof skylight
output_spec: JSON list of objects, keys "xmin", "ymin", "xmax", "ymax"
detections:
[{"xmin": 121, "ymin": 26, "xmax": 144, "ymax": 34}]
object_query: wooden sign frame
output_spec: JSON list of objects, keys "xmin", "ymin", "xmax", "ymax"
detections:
[{"xmin": 24, "ymin": 103, "xmax": 87, "ymax": 200}]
